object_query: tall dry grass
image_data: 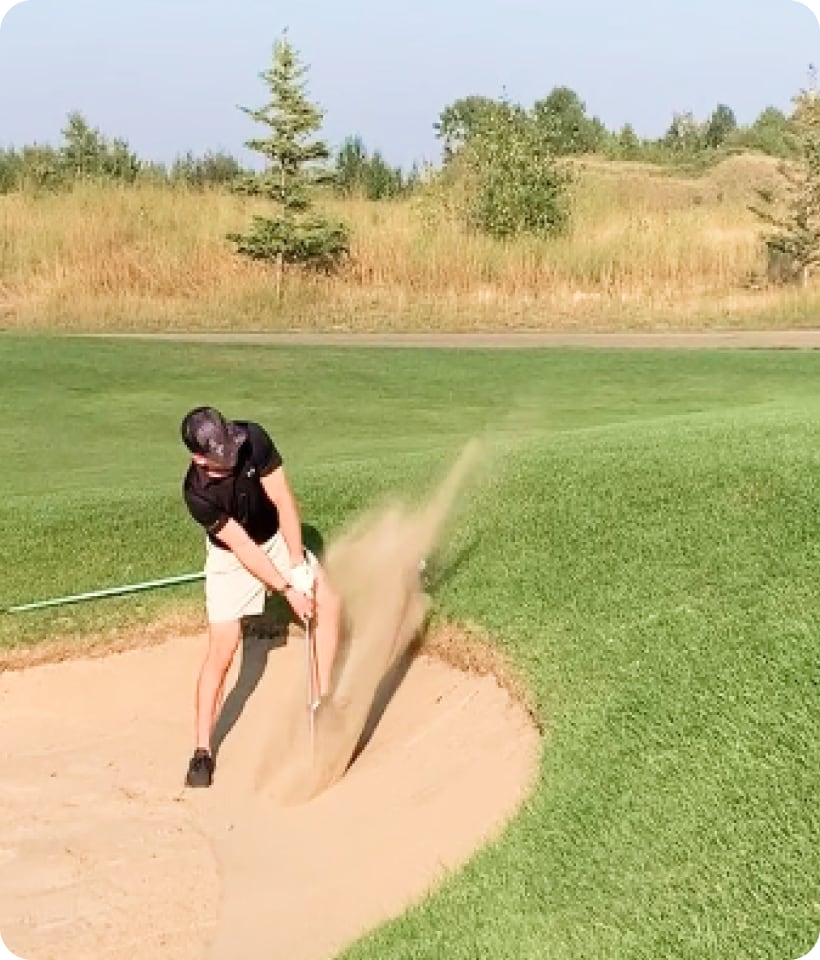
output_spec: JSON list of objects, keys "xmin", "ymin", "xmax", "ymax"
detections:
[{"xmin": 1, "ymin": 153, "xmax": 817, "ymax": 332}]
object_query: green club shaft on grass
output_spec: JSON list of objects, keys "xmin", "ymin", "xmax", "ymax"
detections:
[{"xmin": 6, "ymin": 572, "xmax": 205, "ymax": 613}]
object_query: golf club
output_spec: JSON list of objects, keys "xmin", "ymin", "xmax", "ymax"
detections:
[
  {"xmin": 6, "ymin": 572, "xmax": 205, "ymax": 614},
  {"xmin": 304, "ymin": 613, "xmax": 319, "ymax": 753}
]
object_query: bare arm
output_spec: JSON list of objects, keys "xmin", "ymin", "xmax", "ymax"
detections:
[
  {"xmin": 261, "ymin": 466, "xmax": 305, "ymax": 567},
  {"xmin": 216, "ymin": 519, "xmax": 291, "ymax": 593},
  {"xmin": 216, "ymin": 518, "xmax": 313, "ymax": 620}
]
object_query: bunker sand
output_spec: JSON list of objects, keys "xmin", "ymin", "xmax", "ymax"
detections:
[
  {"xmin": 0, "ymin": 445, "xmax": 539, "ymax": 959},
  {"xmin": 0, "ymin": 631, "xmax": 537, "ymax": 960}
]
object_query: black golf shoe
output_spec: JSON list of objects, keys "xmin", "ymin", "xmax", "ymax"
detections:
[{"xmin": 185, "ymin": 748, "xmax": 214, "ymax": 788}]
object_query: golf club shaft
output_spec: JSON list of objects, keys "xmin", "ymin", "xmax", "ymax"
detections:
[
  {"xmin": 7, "ymin": 572, "xmax": 205, "ymax": 613},
  {"xmin": 305, "ymin": 617, "xmax": 317, "ymax": 748}
]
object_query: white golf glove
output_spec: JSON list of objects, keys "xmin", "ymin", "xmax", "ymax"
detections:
[{"xmin": 289, "ymin": 558, "xmax": 316, "ymax": 597}]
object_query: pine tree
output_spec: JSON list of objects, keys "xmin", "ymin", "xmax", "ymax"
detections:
[
  {"xmin": 704, "ymin": 104, "xmax": 737, "ymax": 150},
  {"xmin": 228, "ymin": 36, "xmax": 348, "ymax": 296}
]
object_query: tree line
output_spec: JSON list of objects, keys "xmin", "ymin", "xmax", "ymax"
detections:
[
  {"xmin": 0, "ymin": 113, "xmax": 245, "ymax": 193},
  {"xmin": 436, "ymin": 91, "xmax": 797, "ymax": 166},
  {"xmin": 0, "ymin": 114, "xmax": 414, "ymax": 199},
  {"xmin": 0, "ymin": 80, "xmax": 801, "ymax": 199},
  {"xmin": 1, "ymin": 36, "xmax": 817, "ymax": 287}
]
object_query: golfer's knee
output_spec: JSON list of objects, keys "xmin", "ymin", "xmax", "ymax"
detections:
[{"xmin": 205, "ymin": 621, "xmax": 241, "ymax": 672}]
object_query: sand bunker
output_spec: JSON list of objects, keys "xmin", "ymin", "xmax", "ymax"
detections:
[
  {"xmin": 0, "ymin": 445, "xmax": 540, "ymax": 959},
  {"xmin": 0, "ymin": 629, "xmax": 538, "ymax": 960}
]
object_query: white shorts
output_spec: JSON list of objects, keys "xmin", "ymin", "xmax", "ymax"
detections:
[{"xmin": 203, "ymin": 532, "xmax": 317, "ymax": 623}]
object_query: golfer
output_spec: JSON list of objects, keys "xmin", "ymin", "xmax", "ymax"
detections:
[{"xmin": 180, "ymin": 406, "xmax": 341, "ymax": 787}]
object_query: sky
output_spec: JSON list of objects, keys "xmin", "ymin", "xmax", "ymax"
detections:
[{"xmin": 0, "ymin": 0, "xmax": 818, "ymax": 170}]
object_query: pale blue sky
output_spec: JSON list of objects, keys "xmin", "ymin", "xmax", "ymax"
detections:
[{"xmin": 0, "ymin": 0, "xmax": 817, "ymax": 169}]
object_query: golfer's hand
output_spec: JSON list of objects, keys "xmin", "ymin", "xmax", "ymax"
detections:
[
  {"xmin": 289, "ymin": 559, "xmax": 316, "ymax": 596},
  {"xmin": 284, "ymin": 586, "xmax": 314, "ymax": 622}
]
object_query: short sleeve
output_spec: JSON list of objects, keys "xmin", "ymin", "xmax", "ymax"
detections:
[
  {"xmin": 249, "ymin": 423, "xmax": 283, "ymax": 477},
  {"xmin": 184, "ymin": 488, "xmax": 229, "ymax": 537}
]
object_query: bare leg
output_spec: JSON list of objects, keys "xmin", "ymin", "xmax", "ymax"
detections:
[
  {"xmin": 313, "ymin": 566, "xmax": 342, "ymax": 698},
  {"xmin": 195, "ymin": 620, "xmax": 241, "ymax": 751}
]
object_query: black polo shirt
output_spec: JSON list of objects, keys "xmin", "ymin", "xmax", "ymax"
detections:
[{"xmin": 183, "ymin": 421, "xmax": 283, "ymax": 549}]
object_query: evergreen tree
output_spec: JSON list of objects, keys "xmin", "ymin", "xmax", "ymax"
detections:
[
  {"xmin": 228, "ymin": 35, "xmax": 348, "ymax": 294},
  {"xmin": 704, "ymin": 103, "xmax": 737, "ymax": 149},
  {"xmin": 364, "ymin": 150, "xmax": 403, "ymax": 199},
  {"xmin": 335, "ymin": 136, "xmax": 368, "ymax": 194}
]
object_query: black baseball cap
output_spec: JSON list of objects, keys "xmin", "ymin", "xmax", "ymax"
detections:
[{"xmin": 181, "ymin": 406, "xmax": 248, "ymax": 470}]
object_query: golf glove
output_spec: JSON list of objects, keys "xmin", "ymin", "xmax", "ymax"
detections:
[{"xmin": 289, "ymin": 558, "xmax": 316, "ymax": 596}]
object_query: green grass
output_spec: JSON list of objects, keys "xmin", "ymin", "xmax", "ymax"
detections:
[{"xmin": 1, "ymin": 334, "xmax": 818, "ymax": 959}]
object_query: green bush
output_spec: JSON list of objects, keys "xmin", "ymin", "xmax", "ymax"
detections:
[
  {"xmin": 335, "ymin": 136, "xmax": 407, "ymax": 200},
  {"xmin": 170, "ymin": 151, "xmax": 245, "ymax": 189},
  {"xmin": 459, "ymin": 104, "xmax": 572, "ymax": 239}
]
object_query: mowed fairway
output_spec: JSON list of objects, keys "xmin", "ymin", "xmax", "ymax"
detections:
[{"xmin": 1, "ymin": 335, "xmax": 818, "ymax": 960}]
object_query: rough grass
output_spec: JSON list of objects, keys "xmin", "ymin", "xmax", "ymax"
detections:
[{"xmin": 1, "ymin": 153, "xmax": 817, "ymax": 332}]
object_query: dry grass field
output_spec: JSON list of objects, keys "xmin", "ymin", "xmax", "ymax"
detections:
[{"xmin": 1, "ymin": 152, "xmax": 817, "ymax": 332}]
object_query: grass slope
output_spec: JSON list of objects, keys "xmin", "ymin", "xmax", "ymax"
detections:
[{"xmin": 1, "ymin": 335, "xmax": 817, "ymax": 959}]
